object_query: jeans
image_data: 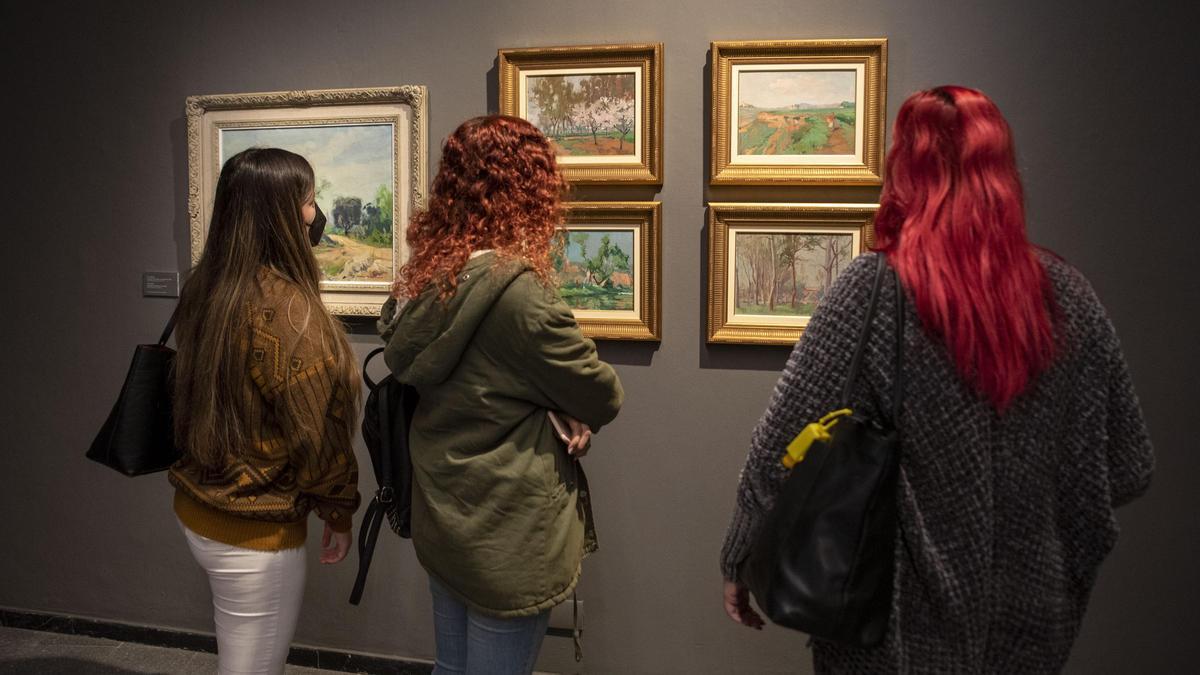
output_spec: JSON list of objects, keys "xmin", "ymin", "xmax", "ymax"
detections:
[
  {"xmin": 429, "ymin": 576, "xmax": 551, "ymax": 675},
  {"xmin": 179, "ymin": 520, "xmax": 306, "ymax": 675}
]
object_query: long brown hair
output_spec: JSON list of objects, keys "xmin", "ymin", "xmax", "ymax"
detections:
[
  {"xmin": 396, "ymin": 115, "xmax": 568, "ymax": 300},
  {"xmin": 174, "ymin": 147, "xmax": 359, "ymax": 470}
]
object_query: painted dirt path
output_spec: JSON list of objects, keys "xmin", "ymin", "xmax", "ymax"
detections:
[
  {"xmin": 740, "ymin": 111, "xmax": 854, "ymax": 155},
  {"xmin": 316, "ymin": 234, "xmax": 392, "ymax": 281}
]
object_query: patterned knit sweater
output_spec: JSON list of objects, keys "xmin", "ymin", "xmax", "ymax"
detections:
[
  {"xmin": 169, "ymin": 269, "xmax": 361, "ymax": 551},
  {"xmin": 720, "ymin": 252, "xmax": 1154, "ymax": 674}
]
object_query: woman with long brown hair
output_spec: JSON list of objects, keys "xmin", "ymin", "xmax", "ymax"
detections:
[
  {"xmin": 379, "ymin": 115, "xmax": 623, "ymax": 674},
  {"xmin": 719, "ymin": 87, "xmax": 1154, "ymax": 673},
  {"xmin": 170, "ymin": 147, "xmax": 361, "ymax": 675}
]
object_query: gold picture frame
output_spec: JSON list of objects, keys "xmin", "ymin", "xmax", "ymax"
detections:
[
  {"xmin": 186, "ymin": 86, "xmax": 428, "ymax": 317},
  {"xmin": 711, "ymin": 39, "xmax": 887, "ymax": 185},
  {"xmin": 499, "ymin": 43, "xmax": 663, "ymax": 185},
  {"xmin": 707, "ymin": 203, "xmax": 877, "ymax": 345},
  {"xmin": 556, "ymin": 202, "xmax": 662, "ymax": 341}
]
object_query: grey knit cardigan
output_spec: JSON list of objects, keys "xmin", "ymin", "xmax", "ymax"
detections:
[{"xmin": 720, "ymin": 252, "xmax": 1154, "ymax": 674}]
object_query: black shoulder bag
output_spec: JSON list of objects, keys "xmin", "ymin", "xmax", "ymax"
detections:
[
  {"xmin": 349, "ymin": 347, "xmax": 418, "ymax": 605},
  {"xmin": 740, "ymin": 253, "xmax": 905, "ymax": 648},
  {"xmin": 86, "ymin": 309, "xmax": 182, "ymax": 476}
]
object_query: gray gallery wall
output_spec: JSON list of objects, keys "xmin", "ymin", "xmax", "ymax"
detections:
[{"xmin": 1, "ymin": 1, "xmax": 1196, "ymax": 673}]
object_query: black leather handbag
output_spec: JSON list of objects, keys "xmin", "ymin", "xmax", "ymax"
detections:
[
  {"xmin": 740, "ymin": 254, "xmax": 905, "ymax": 648},
  {"xmin": 349, "ymin": 347, "xmax": 418, "ymax": 605},
  {"xmin": 86, "ymin": 310, "xmax": 182, "ymax": 476}
]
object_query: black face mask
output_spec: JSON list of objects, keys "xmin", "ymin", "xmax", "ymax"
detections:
[{"xmin": 308, "ymin": 203, "xmax": 327, "ymax": 247}]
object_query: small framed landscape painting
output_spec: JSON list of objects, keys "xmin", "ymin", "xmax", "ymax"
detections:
[
  {"xmin": 499, "ymin": 43, "xmax": 663, "ymax": 184},
  {"xmin": 711, "ymin": 39, "xmax": 886, "ymax": 185},
  {"xmin": 186, "ymin": 86, "xmax": 428, "ymax": 316},
  {"xmin": 554, "ymin": 202, "xmax": 661, "ymax": 341},
  {"xmin": 707, "ymin": 203, "xmax": 877, "ymax": 345}
]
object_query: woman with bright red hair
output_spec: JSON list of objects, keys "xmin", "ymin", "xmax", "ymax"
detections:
[
  {"xmin": 719, "ymin": 86, "xmax": 1154, "ymax": 672},
  {"xmin": 379, "ymin": 115, "xmax": 623, "ymax": 674}
]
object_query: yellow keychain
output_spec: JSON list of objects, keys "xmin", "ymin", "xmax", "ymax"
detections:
[{"xmin": 782, "ymin": 409, "xmax": 853, "ymax": 468}]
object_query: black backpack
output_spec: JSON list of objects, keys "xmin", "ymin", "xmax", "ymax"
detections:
[{"xmin": 349, "ymin": 347, "xmax": 419, "ymax": 605}]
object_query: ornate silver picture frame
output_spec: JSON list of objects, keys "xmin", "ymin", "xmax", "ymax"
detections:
[{"xmin": 186, "ymin": 86, "xmax": 428, "ymax": 316}]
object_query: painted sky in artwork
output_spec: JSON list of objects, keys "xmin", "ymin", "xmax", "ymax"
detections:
[
  {"xmin": 738, "ymin": 70, "xmax": 856, "ymax": 109},
  {"xmin": 220, "ymin": 124, "xmax": 393, "ymax": 204}
]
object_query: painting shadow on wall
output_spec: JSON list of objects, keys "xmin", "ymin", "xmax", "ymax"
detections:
[
  {"xmin": 171, "ymin": 116, "xmax": 192, "ymax": 281},
  {"xmin": 697, "ymin": 221, "xmax": 792, "ymax": 372},
  {"xmin": 487, "ymin": 57, "xmax": 499, "ymax": 114},
  {"xmin": 595, "ymin": 341, "xmax": 658, "ymax": 367},
  {"xmin": 702, "ymin": 53, "xmax": 713, "ymax": 199}
]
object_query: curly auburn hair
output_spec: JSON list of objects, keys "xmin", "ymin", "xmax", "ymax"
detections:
[{"xmin": 396, "ymin": 115, "xmax": 568, "ymax": 299}]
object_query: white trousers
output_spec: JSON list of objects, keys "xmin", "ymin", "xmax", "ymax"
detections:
[{"xmin": 180, "ymin": 521, "xmax": 307, "ymax": 675}]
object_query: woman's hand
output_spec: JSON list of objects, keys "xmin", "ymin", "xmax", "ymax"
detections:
[
  {"xmin": 723, "ymin": 580, "xmax": 764, "ymax": 629},
  {"xmin": 559, "ymin": 413, "xmax": 593, "ymax": 458},
  {"xmin": 320, "ymin": 522, "xmax": 352, "ymax": 564}
]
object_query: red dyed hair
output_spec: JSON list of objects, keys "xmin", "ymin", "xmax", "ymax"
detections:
[
  {"xmin": 397, "ymin": 115, "xmax": 568, "ymax": 299},
  {"xmin": 875, "ymin": 86, "xmax": 1056, "ymax": 411}
]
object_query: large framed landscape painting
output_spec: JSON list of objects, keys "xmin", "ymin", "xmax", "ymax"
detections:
[
  {"xmin": 707, "ymin": 203, "xmax": 877, "ymax": 345},
  {"xmin": 186, "ymin": 86, "xmax": 428, "ymax": 316},
  {"xmin": 553, "ymin": 202, "xmax": 661, "ymax": 340},
  {"xmin": 499, "ymin": 44, "xmax": 662, "ymax": 184},
  {"xmin": 711, "ymin": 39, "xmax": 886, "ymax": 185}
]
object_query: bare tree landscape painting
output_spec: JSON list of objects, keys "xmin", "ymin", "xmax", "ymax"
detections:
[{"xmin": 734, "ymin": 232, "xmax": 854, "ymax": 316}]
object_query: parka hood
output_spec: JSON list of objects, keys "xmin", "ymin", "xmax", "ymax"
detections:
[{"xmin": 378, "ymin": 253, "xmax": 531, "ymax": 386}]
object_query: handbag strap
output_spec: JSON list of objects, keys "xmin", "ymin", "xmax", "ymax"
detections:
[
  {"xmin": 839, "ymin": 254, "xmax": 888, "ymax": 408},
  {"xmin": 157, "ymin": 306, "xmax": 180, "ymax": 346},
  {"xmin": 838, "ymin": 254, "xmax": 905, "ymax": 426},
  {"xmin": 890, "ymin": 265, "xmax": 905, "ymax": 425}
]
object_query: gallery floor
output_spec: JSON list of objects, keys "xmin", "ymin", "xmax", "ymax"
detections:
[{"xmin": 0, "ymin": 626, "xmax": 441, "ymax": 675}]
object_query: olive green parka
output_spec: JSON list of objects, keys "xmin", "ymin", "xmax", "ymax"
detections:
[{"xmin": 378, "ymin": 253, "xmax": 623, "ymax": 616}]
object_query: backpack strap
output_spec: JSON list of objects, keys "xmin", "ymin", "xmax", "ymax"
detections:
[
  {"xmin": 349, "ymin": 496, "xmax": 384, "ymax": 605},
  {"xmin": 350, "ymin": 357, "xmax": 396, "ymax": 606},
  {"xmin": 362, "ymin": 347, "xmax": 386, "ymax": 389}
]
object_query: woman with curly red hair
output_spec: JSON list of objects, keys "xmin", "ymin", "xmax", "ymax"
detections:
[{"xmin": 379, "ymin": 115, "xmax": 623, "ymax": 674}]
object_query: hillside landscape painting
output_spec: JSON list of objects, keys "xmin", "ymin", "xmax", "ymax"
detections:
[{"xmin": 737, "ymin": 70, "xmax": 857, "ymax": 156}]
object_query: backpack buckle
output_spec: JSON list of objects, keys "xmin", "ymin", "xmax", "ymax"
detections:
[{"xmin": 377, "ymin": 486, "xmax": 395, "ymax": 504}]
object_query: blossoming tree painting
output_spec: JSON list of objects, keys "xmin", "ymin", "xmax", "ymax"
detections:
[{"xmin": 525, "ymin": 72, "xmax": 637, "ymax": 157}]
